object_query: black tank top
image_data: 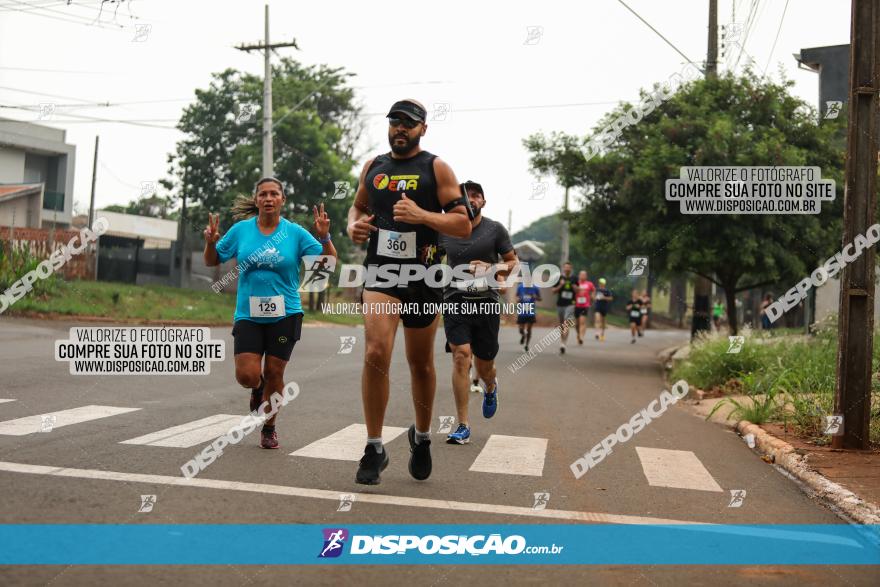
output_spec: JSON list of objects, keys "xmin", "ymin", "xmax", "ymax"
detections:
[{"xmin": 364, "ymin": 150, "xmax": 441, "ymax": 266}]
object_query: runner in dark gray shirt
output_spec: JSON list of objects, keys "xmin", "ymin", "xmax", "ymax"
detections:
[{"xmin": 439, "ymin": 181, "xmax": 517, "ymax": 445}]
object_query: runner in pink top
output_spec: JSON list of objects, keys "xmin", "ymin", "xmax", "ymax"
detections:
[{"xmin": 575, "ymin": 270, "xmax": 596, "ymax": 345}]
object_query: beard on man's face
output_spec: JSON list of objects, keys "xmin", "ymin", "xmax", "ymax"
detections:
[{"xmin": 388, "ymin": 129, "xmax": 420, "ymax": 154}]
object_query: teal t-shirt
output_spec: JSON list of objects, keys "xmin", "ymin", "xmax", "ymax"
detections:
[{"xmin": 216, "ymin": 217, "xmax": 322, "ymax": 323}]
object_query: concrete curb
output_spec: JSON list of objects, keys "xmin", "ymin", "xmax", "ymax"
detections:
[{"xmin": 735, "ymin": 420, "xmax": 880, "ymax": 525}]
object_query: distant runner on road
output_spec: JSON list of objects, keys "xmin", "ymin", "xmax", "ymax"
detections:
[
  {"xmin": 593, "ymin": 278, "xmax": 613, "ymax": 341},
  {"xmin": 626, "ymin": 289, "xmax": 644, "ymax": 344},
  {"xmin": 516, "ymin": 279, "xmax": 541, "ymax": 352},
  {"xmin": 440, "ymin": 180, "xmax": 517, "ymax": 445},
  {"xmin": 551, "ymin": 261, "xmax": 577, "ymax": 354},
  {"xmin": 203, "ymin": 178, "xmax": 337, "ymax": 450},
  {"xmin": 575, "ymin": 269, "xmax": 596, "ymax": 345},
  {"xmin": 346, "ymin": 99, "xmax": 471, "ymax": 485},
  {"xmin": 639, "ymin": 289, "xmax": 651, "ymax": 337}
]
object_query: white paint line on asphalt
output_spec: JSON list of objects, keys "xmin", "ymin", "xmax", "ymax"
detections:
[
  {"xmin": 469, "ymin": 434, "xmax": 548, "ymax": 477},
  {"xmin": 0, "ymin": 399, "xmax": 16, "ymax": 404},
  {"xmin": 0, "ymin": 406, "xmax": 141, "ymax": 436},
  {"xmin": 636, "ymin": 447, "xmax": 724, "ymax": 492},
  {"xmin": 120, "ymin": 415, "xmax": 244, "ymax": 448},
  {"xmin": 290, "ymin": 423, "xmax": 407, "ymax": 461},
  {"xmin": 0, "ymin": 460, "xmax": 703, "ymax": 525}
]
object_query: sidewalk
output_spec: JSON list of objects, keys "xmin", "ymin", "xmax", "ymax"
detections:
[{"xmin": 683, "ymin": 387, "xmax": 880, "ymax": 524}]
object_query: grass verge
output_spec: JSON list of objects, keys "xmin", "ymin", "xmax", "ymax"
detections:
[
  {"xmin": 6, "ymin": 279, "xmax": 363, "ymax": 325},
  {"xmin": 671, "ymin": 321, "xmax": 879, "ymax": 446}
]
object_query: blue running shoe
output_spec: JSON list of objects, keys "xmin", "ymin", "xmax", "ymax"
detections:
[
  {"xmin": 446, "ymin": 423, "xmax": 471, "ymax": 445},
  {"xmin": 482, "ymin": 381, "xmax": 498, "ymax": 419}
]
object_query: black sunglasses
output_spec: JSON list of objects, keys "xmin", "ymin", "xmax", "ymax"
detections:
[{"xmin": 388, "ymin": 117, "xmax": 420, "ymax": 130}]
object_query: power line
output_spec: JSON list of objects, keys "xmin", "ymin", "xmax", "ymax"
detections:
[
  {"xmin": 0, "ymin": 84, "xmax": 107, "ymax": 104},
  {"xmin": 365, "ymin": 100, "xmax": 621, "ymax": 117},
  {"xmin": 733, "ymin": 0, "xmax": 758, "ymax": 71},
  {"xmin": 0, "ymin": 0, "xmax": 123, "ymax": 29},
  {"xmin": 762, "ymin": 0, "xmax": 790, "ymax": 76},
  {"xmin": 0, "ymin": 65, "xmax": 109, "ymax": 74},
  {"xmin": 0, "ymin": 104, "xmax": 178, "ymax": 129},
  {"xmin": 616, "ymin": 0, "xmax": 704, "ymax": 73}
]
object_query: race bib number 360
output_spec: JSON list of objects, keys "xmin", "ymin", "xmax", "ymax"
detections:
[
  {"xmin": 250, "ymin": 295, "xmax": 285, "ymax": 318},
  {"xmin": 377, "ymin": 229, "xmax": 416, "ymax": 259}
]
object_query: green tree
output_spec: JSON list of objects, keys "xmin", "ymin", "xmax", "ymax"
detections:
[
  {"xmin": 525, "ymin": 70, "xmax": 846, "ymax": 333},
  {"xmin": 103, "ymin": 194, "xmax": 173, "ymax": 218},
  {"xmin": 162, "ymin": 59, "xmax": 364, "ymax": 260}
]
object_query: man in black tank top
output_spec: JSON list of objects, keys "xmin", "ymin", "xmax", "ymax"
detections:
[{"xmin": 346, "ymin": 99, "xmax": 471, "ymax": 485}]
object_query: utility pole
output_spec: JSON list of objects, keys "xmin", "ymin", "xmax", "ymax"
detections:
[
  {"xmin": 560, "ymin": 186, "xmax": 570, "ymax": 264},
  {"xmin": 692, "ymin": 0, "xmax": 717, "ymax": 338},
  {"xmin": 178, "ymin": 169, "xmax": 188, "ymax": 288},
  {"xmin": 707, "ymin": 0, "xmax": 718, "ymax": 76},
  {"xmin": 88, "ymin": 136, "xmax": 100, "ymax": 279},
  {"xmin": 833, "ymin": 0, "xmax": 878, "ymax": 450},
  {"xmin": 235, "ymin": 4, "xmax": 298, "ymax": 178}
]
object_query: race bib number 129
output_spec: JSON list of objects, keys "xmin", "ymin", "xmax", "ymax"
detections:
[{"xmin": 250, "ymin": 295, "xmax": 285, "ymax": 318}]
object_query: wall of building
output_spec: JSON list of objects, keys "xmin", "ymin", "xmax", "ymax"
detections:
[
  {"xmin": 0, "ymin": 147, "xmax": 26, "ymax": 182},
  {"xmin": 0, "ymin": 195, "xmax": 39, "ymax": 228},
  {"xmin": 814, "ymin": 273, "xmax": 880, "ymax": 324}
]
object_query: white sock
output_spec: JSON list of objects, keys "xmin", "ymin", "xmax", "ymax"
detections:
[{"xmin": 367, "ymin": 437, "xmax": 383, "ymax": 454}]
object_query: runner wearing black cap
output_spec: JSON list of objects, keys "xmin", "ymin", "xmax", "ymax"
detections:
[
  {"xmin": 347, "ymin": 99, "xmax": 471, "ymax": 484},
  {"xmin": 441, "ymin": 181, "xmax": 517, "ymax": 444}
]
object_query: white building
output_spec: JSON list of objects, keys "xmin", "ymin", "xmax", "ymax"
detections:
[{"xmin": 0, "ymin": 117, "xmax": 76, "ymax": 229}]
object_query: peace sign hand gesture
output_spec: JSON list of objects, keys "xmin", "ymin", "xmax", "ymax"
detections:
[
  {"xmin": 313, "ymin": 203, "xmax": 330, "ymax": 239},
  {"xmin": 204, "ymin": 213, "xmax": 221, "ymax": 244}
]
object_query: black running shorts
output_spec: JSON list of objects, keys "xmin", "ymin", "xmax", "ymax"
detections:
[
  {"xmin": 232, "ymin": 313, "xmax": 303, "ymax": 361},
  {"xmin": 363, "ymin": 280, "xmax": 442, "ymax": 329},
  {"xmin": 574, "ymin": 307, "xmax": 589, "ymax": 318},
  {"xmin": 443, "ymin": 298, "xmax": 501, "ymax": 361}
]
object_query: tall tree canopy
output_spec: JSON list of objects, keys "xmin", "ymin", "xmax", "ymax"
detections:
[
  {"xmin": 162, "ymin": 59, "xmax": 364, "ymax": 259},
  {"xmin": 525, "ymin": 70, "xmax": 847, "ymax": 333}
]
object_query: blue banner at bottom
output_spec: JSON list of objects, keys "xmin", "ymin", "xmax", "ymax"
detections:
[{"xmin": 0, "ymin": 524, "xmax": 877, "ymax": 565}]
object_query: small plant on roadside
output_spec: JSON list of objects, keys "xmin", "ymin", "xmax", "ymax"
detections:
[{"xmin": 706, "ymin": 370, "xmax": 783, "ymax": 424}]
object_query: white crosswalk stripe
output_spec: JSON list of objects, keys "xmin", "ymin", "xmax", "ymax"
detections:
[
  {"xmin": 0, "ymin": 405, "xmax": 141, "ymax": 436},
  {"xmin": 635, "ymin": 447, "xmax": 723, "ymax": 492},
  {"xmin": 0, "ymin": 399, "xmax": 16, "ymax": 404},
  {"xmin": 121, "ymin": 414, "xmax": 244, "ymax": 448},
  {"xmin": 290, "ymin": 423, "xmax": 407, "ymax": 461},
  {"xmin": 469, "ymin": 434, "xmax": 548, "ymax": 477}
]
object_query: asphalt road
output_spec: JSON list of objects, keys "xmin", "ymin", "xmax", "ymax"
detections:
[{"xmin": 0, "ymin": 316, "xmax": 875, "ymax": 586}]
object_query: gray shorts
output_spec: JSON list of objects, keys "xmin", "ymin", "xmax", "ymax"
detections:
[{"xmin": 557, "ymin": 305, "xmax": 575, "ymax": 323}]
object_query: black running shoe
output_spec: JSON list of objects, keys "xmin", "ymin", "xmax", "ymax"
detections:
[
  {"xmin": 356, "ymin": 444, "xmax": 389, "ymax": 485},
  {"xmin": 250, "ymin": 376, "xmax": 265, "ymax": 414},
  {"xmin": 407, "ymin": 425, "xmax": 432, "ymax": 481}
]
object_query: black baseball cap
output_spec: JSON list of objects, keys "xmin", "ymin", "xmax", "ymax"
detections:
[
  {"xmin": 387, "ymin": 99, "xmax": 427, "ymax": 123},
  {"xmin": 462, "ymin": 180, "xmax": 484, "ymax": 199}
]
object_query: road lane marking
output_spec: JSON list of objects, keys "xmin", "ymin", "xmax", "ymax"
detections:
[
  {"xmin": 121, "ymin": 415, "xmax": 244, "ymax": 448},
  {"xmin": 0, "ymin": 460, "xmax": 703, "ymax": 525},
  {"xmin": 0, "ymin": 399, "xmax": 15, "ymax": 404},
  {"xmin": 636, "ymin": 447, "xmax": 724, "ymax": 492},
  {"xmin": 290, "ymin": 423, "xmax": 407, "ymax": 461},
  {"xmin": 469, "ymin": 434, "xmax": 548, "ymax": 477},
  {"xmin": 0, "ymin": 406, "xmax": 141, "ymax": 436}
]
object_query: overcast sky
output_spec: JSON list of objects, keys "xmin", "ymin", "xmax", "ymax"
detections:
[{"xmin": 0, "ymin": 0, "xmax": 852, "ymax": 234}]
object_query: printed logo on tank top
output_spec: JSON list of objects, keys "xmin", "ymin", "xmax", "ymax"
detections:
[{"xmin": 372, "ymin": 173, "xmax": 420, "ymax": 191}]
